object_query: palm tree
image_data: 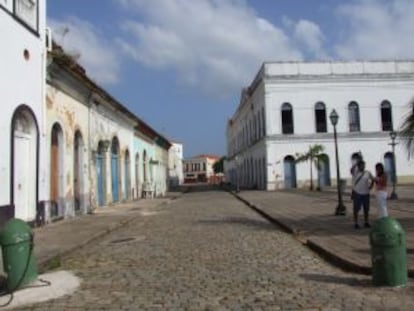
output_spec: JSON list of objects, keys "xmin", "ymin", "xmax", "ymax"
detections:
[
  {"xmin": 400, "ymin": 109, "xmax": 414, "ymax": 158},
  {"xmin": 295, "ymin": 144, "xmax": 325, "ymax": 190}
]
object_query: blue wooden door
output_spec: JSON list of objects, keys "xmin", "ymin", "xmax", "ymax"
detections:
[
  {"xmin": 318, "ymin": 156, "xmax": 331, "ymax": 188},
  {"xmin": 96, "ymin": 154, "xmax": 104, "ymax": 206},
  {"xmin": 112, "ymin": 154, "xmax": 119, "ymax": 202},
  {"xmin": 284, "ymin": 157, "xmax": 297, "ymax": 189}
]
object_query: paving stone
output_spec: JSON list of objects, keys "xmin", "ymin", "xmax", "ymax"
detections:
[{"xmin": 11, "ymin": 190, "xmax": 414, "ymax": 310}]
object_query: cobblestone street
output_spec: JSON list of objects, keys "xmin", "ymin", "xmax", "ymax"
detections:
[{"xmin": 18, "ymin": 190, "xmax": 414, "ymax": 310}]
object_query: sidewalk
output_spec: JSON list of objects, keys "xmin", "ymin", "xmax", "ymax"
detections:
[
  {"xmin": 1, "ymin": 193, "xmax": 182, "ymax": 274},
  {"xmin": 232, "ymin": 187, "xmax": 414, "ymax": 277}
]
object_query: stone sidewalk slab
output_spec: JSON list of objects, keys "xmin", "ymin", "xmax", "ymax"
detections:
[
  {"xmin": 233, "ymin": 188, "xmax": 414, "ymax": 277},
  {"xmin": 1, "ymin": 193, "xmax": 182, "ymax": 274}
]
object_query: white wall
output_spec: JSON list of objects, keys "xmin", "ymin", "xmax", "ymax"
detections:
[{"xmin": 0, "ymin": 0, "xmax": 46, "ymax": 220}]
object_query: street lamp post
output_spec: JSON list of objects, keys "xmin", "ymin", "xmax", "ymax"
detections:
[
  {"xmin": 389, "ymin": 131, "xmax": 398, "ymax": 200},
  {"xmin": 329, "ymin": 109, "xmax": 346, "ymax": 216}
]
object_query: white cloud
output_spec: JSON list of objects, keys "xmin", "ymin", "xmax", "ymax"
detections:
[
  {"xmin": 49, "ymin": 17, "xmax": 121, "ymax": 85},
  {"xmin": 294, "ymin": 20, "xmax": 327, "ymax": 59},
  {"xmin": 335, "ymin": 0, "xmax": 414, "ymax": 60},
  {"xmin": 282, "ymin": 17, "xmax": 327, "ymax": 60},
  {"xmin": 116, "ymin": 0, "xmax": 303, "ymax": 96}
]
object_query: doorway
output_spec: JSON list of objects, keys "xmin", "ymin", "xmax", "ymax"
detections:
[
  {"xmin": 12, "ymin": 106, "xmax": 38, "ymax": 221},
  {"xmin": 50, "ymin": 123, "xmax": 64, "ymax": 218},
  {"xmin": 283, "ymin": 155, "xmax": 297, "ymax": 189},
  {"xmin": 73, "ymin": 131, "xmax": 84, "ymax": 214}
]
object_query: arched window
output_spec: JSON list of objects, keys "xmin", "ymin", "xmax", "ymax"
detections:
[
  {"xmin": 381, "ymin": 100, "xmax": 393, "ymax": 131},
  {"xmin": 281, "ymin": 103, "xmax": 294, "ymax": 134},
  {"xmin": 315, "ymin": 102, "xmax": 327, "ymax": 133},
  {"xmin": 348, "ymin": 101, "xmax": 360, "ymax": 132}
]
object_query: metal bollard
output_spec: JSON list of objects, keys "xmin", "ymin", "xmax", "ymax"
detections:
[{"xmin": 370, "ymin": 217, "xmax": 408, "ymax": 287}]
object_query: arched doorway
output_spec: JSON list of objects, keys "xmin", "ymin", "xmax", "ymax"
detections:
[
  {"xmin": 384, "ymin": 152, "xmax": 396, "ymax": 186},
  {"xmin": 111, "ymin": 137, "xmax": 120, "ymax": 203},
  {"xmin": 11, "ymin": 106, "xmax": 38, "ymax": 221},
  {"xmin": 73, "ymin": 130, "xmax": 84, "ymax": 214},
  {"xmin": 283, "ymin": 155, "xmax": 297, "ymax": 189},
  {"xmin": 317, "ymin": 154, "xmax": 331, "ymax": 188},
  {"xmin": 143, "ymin": 150, "xmax": 147, "ymax": 182},
  {"xmin": 135, "ymin": 153, "xmax": 140, "ymax": 199},
  {"xmin": 50, "ymin": 123, "xmax": 64, "ymax": 218},
  {"xmin": 96, "ymin": 141, "xmax": 106, "ymax": 206},
  {"xmin": 124, "ymin": 149, "xmax": 130, "ymax": 200},
  {"xmin": 149, "ymin": 157, "xmax": 154, "ymax": 183}
]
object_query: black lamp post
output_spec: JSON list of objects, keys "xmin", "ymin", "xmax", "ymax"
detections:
[
  {"xmin": 389, "ymin": 131, "xmax": 398, "ymax": 200},
  {"xmin": 330, "ymin": 109, "xmax": 346, "ymax": 216}
]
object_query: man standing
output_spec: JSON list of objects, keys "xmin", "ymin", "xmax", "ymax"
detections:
[{"xmin": 351, "ymin": 160, "xmax": 375, "ymax": 229}]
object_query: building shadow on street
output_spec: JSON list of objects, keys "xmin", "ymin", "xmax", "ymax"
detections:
[
  {"xmin": 300, "ymin": 273, "xmax": 372, "ymax": 287},
  {"xmin": 179, "ymin": 184, "xmax": 224, "ymax": 193}
]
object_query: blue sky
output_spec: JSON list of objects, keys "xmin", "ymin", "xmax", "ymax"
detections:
[{"xmin": 47, "ymin": 0, "xmax": 414, "ymax": 157}]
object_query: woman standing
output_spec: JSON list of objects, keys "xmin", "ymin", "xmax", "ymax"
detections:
[{"xmin": 375, "ymin": 163, "xmax": 388, "ymax": 218}]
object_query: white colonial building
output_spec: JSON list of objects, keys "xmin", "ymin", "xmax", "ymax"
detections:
[
  {"xmin": 225, "ymin": 60, "xmax": 414, "ymax": 191},
  {"xmin": 168, "ymin": 142, "xmax": 184, "ymax": 187},
  {"xmin": 0, "ymin": 0, "xmax": 48, "ymax": 225}
]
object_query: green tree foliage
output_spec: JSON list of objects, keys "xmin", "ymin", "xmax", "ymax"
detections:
[
  {"xmin": 295, "ymin": 144, "xmax": 325, "ymax": 190},
  {"xmin": 213, "ymin": 156, "xmax": 226, "ymax": 174},
  {"xmin": 400, "ymin": 109, "xmax": 414, "ymax": 158}
]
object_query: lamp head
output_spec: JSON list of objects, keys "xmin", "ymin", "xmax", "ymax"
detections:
[
  {"xmin": 390, "ymin": 131, "xmax": 397, "ymax": 140},
  {"xmin": 329, "ymin": 109, "xmax": 339, "ymax": 126}
]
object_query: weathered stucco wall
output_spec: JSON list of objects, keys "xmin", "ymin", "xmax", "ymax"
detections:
[{"xmin": 46, "ymin": 83, "xmax": 91, "ymax": 218}]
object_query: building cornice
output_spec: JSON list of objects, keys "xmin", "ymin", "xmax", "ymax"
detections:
[
  {"xmin": 264, "ymin": 74, "xmax": 414, "ymax": 86},
  {"xmin": 263, "ymin": 60, "xmax": 414, "ymax": 78},
  {"xmin": 266, "ymin": 131, "xmax": 395, "ymax": 143}
]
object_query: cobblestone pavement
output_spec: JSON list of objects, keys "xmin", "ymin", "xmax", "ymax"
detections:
[{"xmin": 17, "ymin": 190, "xmax": 414, "ymax": 310}]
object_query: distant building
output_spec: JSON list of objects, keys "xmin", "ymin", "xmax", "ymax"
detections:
[
  {"xmin": 183, "ymin": 155, "xmax": 220, "ymax": 184},
  {"xmin": 226, "ymin": 60, "xmax": 414, "ymax": 190},
  {"xmin": 168, "ymin": 142, "xmax": 184, "ymax": 187}
]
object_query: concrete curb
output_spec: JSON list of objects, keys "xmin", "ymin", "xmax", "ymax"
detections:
[
  {"xmin": 226, "ymin": 189, "xmax": 413, "ymax": 278},
  {"xmin": 38, "ymin": 197, "xmax": 177, "ymax": 273}
]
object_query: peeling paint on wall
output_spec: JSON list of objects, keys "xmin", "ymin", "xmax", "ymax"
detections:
[{"xmin": 46, "ymin": 95, "xmax": 54, "ymax": 109}]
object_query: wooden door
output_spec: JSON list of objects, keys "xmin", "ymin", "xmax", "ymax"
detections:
[{"xmin": 14, "ymin": 133, "xmax": 31, "ymax": 220}]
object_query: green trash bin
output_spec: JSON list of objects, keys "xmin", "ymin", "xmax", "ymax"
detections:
[
  {"xmin": 0, "ymin": 219, "xmax": 38, "ymax": 291},
  {"xmin": 370, "ymin": 217, "xmax": 408, "ymax": 287}
]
